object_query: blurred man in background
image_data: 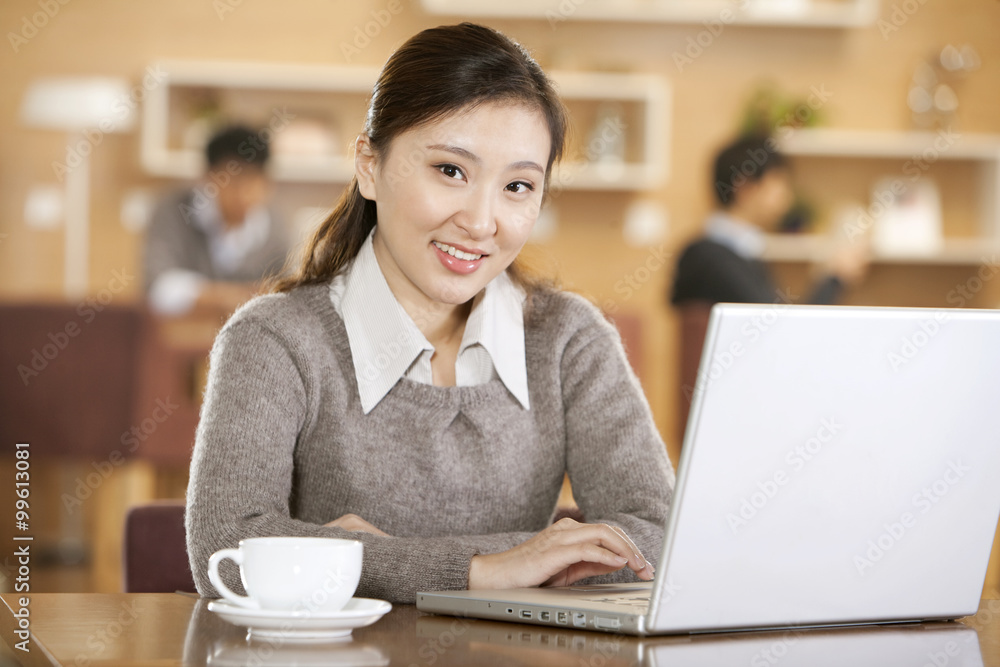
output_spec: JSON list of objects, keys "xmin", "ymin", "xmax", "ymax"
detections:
[
  {"xmin": 143, "ymin": 125, "xmax": 289, "ymax": 317},
  {"xmin": 671, "ymin": 136, "xmax": 868, "ymax": 307}
]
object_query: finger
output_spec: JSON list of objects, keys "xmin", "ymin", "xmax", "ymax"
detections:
[
  {"xmin": 605, "ymin": 524, "xmax": 650, "ymax": 573},
  {"xmin": 550, "ymin": 522, "xmax": 647, "ymax": 572},
  {"xmin": 539, "ymin": 542, "xmax": 629, "ymax": 581},
  {"xmin": 543, "ymin": 561, "xmax": 628, "ymax": 588}
]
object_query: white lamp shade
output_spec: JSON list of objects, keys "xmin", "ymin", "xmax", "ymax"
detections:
[{"xmin": 20, "ymin": 77, "xmax": 136, "ymax": 132}]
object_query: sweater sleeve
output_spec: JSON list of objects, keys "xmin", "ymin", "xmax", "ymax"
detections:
[
  {"xmin": 559, "ymin": 301, "xmax": 676, "ymax": 582},
  {"xmin": 185, "ymin": 315, "xmax": 535, "ymax": 604}
]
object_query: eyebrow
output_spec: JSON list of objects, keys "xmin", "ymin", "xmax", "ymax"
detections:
[{"xmin": 426, "ymin": 144, "xmax": 545, "ymax": 175}]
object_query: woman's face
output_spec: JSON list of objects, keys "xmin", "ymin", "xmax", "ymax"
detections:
[{"xmin": 356, "ymin": 102, "xmax": 551, "ymax": 313}]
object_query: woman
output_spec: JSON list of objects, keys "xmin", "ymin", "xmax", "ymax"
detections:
[{"xmin": 186, "ymin": 22, "xmax": 674, "ymax": 605}]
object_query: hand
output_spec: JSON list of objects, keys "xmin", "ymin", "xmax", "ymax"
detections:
[
  {"xmin": 823, "ymin": 241, "xmax": 870, "ymax": 287},
  {"xmin": 468, "ymin": 518, "xmax": 654, "ymax": 590},
  {"xmin": 324, "ymin": 513, "xmax": 389, "ymax": 536}
]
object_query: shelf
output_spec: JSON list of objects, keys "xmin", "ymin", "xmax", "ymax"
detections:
[
  {"xmin": 141, "ymin": 61, "xmax": 670, "ymax": 191},
  {"xmin": 779, "ymin": 128, "xmax": 1000, "ymax": 161},
  {"xmin": 762, "ymin": 234, "xmax": 1000, "ymax": 266},
  {"xmin": 419, "ymin": 0, "xmax": 879, "ymax": 28},
  {"xmin": 776, "ymin": 128, "xmax": 1000, "ymax": 249}
]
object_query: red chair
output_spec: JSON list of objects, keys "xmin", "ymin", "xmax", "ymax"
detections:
[
  {"xmin": 676, "ymin": 301, "xmax": 714, "ymax": 444},
  {"xmin": 122, "ymin": 500, "xmax": 196, "ymax": 593}
]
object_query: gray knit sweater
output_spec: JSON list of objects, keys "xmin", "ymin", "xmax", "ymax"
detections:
[{"xmin": 186, "ymin": 282, "xmax": 675, "ymax": 604}]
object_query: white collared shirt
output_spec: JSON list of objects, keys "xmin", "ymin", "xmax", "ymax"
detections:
[
  {"xmin": 329, "ymin": 230, "xmax": 530, "ymax": 414},
  {"xmin": 704, "ymin": 211, "xmax": 765, "ymax": 260}
]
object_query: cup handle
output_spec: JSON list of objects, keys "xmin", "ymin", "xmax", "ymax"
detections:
[{"xmin": 207, "ymin": 548, "xmax": 258, "ymax": 609}]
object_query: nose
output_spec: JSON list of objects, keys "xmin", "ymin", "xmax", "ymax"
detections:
[{"xmin": 452, "ymin": 187, "xmax": 497, "ymax": 241}]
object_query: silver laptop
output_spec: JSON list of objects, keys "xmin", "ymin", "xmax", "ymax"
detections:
[{"xmin": 418, "ymin": 304, "xmax": 1000, "ymax": 635}]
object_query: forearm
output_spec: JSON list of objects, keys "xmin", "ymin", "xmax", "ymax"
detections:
[
  {"xmin": 186, "ymin": 496, "xmax": 534, "ymax": 603},
  {"xmin": 561, "ymin": 312, "xmax": 675, "ymax": 581}
]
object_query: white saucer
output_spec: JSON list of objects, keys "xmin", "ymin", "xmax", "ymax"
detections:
[{"xmin": 207, "ymin": 597, "xmax": 392, "ymax": 641}]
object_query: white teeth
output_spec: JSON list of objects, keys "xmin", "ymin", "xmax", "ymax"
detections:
[{"xmin": 433, "ymin": 241, "xmax": 482, "ymax": 261}]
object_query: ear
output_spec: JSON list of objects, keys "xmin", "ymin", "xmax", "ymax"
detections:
[{"xmin": 355, "ymin": 134, "xmax": 378, "ymax": 201}]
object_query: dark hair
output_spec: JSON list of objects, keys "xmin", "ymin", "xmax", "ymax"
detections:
[
  {"xmin": 272, "ymin": 23, "xmax": 566, "ymax": 295},
  {"xmin": 205, "ymin": 124, "xmax": 270, "ymax": 171},
  {"xmin": 712, "ymin": 136, "xmax": 788, "ymax": 207}
]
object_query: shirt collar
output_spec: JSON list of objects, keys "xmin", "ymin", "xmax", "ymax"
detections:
[
  {"xmin": 704, "ymin": 211, "xmax": 765, "ymax": 259},
  {"xmin": 331, "ymin": 230, "xmax": 529, "ymax": 414},
  {"xmin": 460, "ymin": 270, "xmax": 529, "ymax": 410},
  {"xmin": 334, "ymin": 231, "xmax": 433, "ymax": 414}
]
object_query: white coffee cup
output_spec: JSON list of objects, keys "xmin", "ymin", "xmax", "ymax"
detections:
[{"xmin": 207, "ymin": 537, "xmax": 362, "ymax": 613}]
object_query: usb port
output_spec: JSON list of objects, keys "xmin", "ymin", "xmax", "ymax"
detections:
[
  {"xmin": 520, "ymin": 609, "xmax": 532, "ymax": 619},
  {"xmin": 573, "ymin": 612, "xmax": 587, "ymax": 628},
  {"xmin": 556, "ymin": 611, "xmax": 569, "ymax": 624},
  {"xmin": 594, "ymin": 616, "xmax": 621, "ymax": 630},
  {"xmin": 539, "ymin": 611, "xmax": 551, "ymax": 621}
]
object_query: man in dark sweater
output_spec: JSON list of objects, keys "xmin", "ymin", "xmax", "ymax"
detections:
[{"xmin": 671, "ymin": 137, "xmax": 866, "ymax": 306}]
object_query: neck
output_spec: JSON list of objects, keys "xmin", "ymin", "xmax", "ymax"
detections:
[
  {"xmin": 410, "ymin": 299, "xmax": 472, "ymax": 349},
  {"xmin": 724, "ymin": 204, "xmax": 766, "ymax": 230},
  {"xmin": 371, "ymin": 234, "xmax": 473, "ymax": 349}
]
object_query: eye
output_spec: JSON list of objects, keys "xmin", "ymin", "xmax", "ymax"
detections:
[
  {"xmin": 505, "ymin": 181, "xmax": 535, "ymax": 194},
  {"xmin": 434, "ymin": 163, "xmax": 465, "ymax": 180}
]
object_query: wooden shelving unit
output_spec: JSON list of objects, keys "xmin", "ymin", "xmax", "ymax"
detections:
[
  {"xmin": 418, "ymin": 0, "xmax": 879, "ymax": 29},
  {"xmin": 766, "ymin": 128, "xmax": 1000, "ymax": 266},
  {"xmin": 141, "ymin": 60, "xmax": 670, "ymax": 192}
]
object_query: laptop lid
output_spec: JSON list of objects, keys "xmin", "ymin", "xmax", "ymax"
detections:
[{"xmin": 650, "ymin": 304, "xmax": 1000, "ymax": 633}]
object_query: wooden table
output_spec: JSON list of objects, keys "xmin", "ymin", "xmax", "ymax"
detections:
[{"xmin": 3, "ymin": 593, "xmax": 1000, "ymax": 666}]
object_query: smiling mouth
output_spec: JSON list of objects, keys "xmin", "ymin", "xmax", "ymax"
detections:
[{"xmin": 431, "ymin": 241, "xmax": 486, "ymax": 261}]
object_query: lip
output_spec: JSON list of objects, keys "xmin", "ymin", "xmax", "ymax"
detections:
[
  {"xmin": 434, "ymin": 240, "xmax": 489, "ymax": 256},
  {"xmin": 432, "ymin": 242, "xmax": 487, "ymax": 275}
]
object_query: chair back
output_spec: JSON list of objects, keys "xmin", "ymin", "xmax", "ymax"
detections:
[
  {"xmin": 676, "ymin": 301, "xmax": 714, "ymax": 444},
  {"xmin": 123, "ymin": 500, "xmax": 196, "ymax": 593}
]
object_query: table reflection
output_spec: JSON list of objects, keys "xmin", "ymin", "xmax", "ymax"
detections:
[
  {"xmin": 415, "ymin": 613, "xmax": 983, "ymax": 667},
  {"xmin": 183, "ymin": 598, "xmax": 389, "ymax": 666}
]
